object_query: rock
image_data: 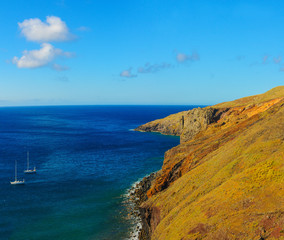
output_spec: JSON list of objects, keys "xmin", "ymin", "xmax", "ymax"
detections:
[{"xmin": 135, "ymin": 107, "xmax": 230, "ymax": 143}]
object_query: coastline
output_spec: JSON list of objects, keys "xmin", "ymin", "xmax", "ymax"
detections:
[
  {"xmin": 126, "ymin": 87, "xmax": 284, "ymax": 239},
  {"xmin": 127, "ymin": 172, "xmax": 157, "ymax": 240}
]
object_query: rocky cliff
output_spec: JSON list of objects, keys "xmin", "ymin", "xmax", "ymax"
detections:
[
  {"xmin": 136, "ymin": 107, "xmax": 230, "ymax": 143},
  {"xmin": 135, "ymin": 86, "xmax": 284, "ymax": 240}
]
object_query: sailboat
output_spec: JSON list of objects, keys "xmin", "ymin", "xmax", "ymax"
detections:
[
  {"xmin": 10, "ymin": 160, "xmax": 25, "ymax": 185},
  {"xmin": 24, "ymin": 151, "xmax": 36, "ymax": 174}
]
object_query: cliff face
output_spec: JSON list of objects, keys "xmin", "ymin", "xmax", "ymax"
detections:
[
  {"xmin": 135, "ymin": 86, "xmax": 284, "ymax": 240},
  {"xmin": 136, "ymin": 107, "xmax": 230, "ymax": 143}
]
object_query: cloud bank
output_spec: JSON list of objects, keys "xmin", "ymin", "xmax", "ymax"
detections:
[
  {"xmin": 120, "ymin": 51, "xmax": 200, "ymax": 78},
  {"xmin": 120, "ymin": 68, "xmax": 137, "ymax": 78},
  {"xmin": 13, "ymin": 16, "xmax": 75, "ymax": 71},
  {"xmin": 176, "ymin": 52, "xmax": 200, "ymax": 63},
  {"xmin": 18, "ymin": 16, "xmax": 74, "ymax": 42},
  {"xmin": 12, "ymin": 43, "xmax": 72, "ymax": 69}
]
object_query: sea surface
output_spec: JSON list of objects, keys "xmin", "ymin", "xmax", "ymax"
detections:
[{"xmin": 0, "ymin": 105, "xmax": 200, "ymax": 240}]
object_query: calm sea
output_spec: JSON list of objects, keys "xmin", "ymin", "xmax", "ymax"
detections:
[{"xmin": 0, "ymin": 105, "xmax": 199, "ymax": 240}]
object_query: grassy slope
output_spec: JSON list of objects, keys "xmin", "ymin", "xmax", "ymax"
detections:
[
  {"xmin": 141, "ymin": 87, "xmax": 284, "ymax": 240},
  {"xmin": 214, "ymin": 86, "xmax": 284, "ymax": 108}
]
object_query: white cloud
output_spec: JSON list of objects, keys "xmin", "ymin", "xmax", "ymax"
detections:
[
  {"xmin": 176, "ymin": 53, "xmax": 187, "ymax": 62},
  {"xmin": 120, "ymin": 68, "xmax": 137, "ymax": 78},
  {"xmin": 12, "ymin": 43, "xmax": 72, "ymax": 69},
  {"xmin": 176, "ymin": 52, "xmax": 200, "ymax": 63},
  {"xmin": 18, "ymin": 16, "xmax": 74, "ymax": 42}
]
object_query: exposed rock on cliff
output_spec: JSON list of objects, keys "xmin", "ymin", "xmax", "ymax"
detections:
[
  {"xmin": 136, "ymin": 107, "xmax": 230, "ymax": 143},
  {"xmin": 135, "ymin": 86, "xmax": 284, "ymax": 240}
]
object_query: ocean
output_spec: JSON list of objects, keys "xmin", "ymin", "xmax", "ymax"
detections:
[{"xmin": 0, "ymin": 105, "xmax": 199, "ymax": 240}]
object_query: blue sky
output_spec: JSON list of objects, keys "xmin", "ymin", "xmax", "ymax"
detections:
[{"xmin": 0, "ymin": 0, "xmax": 283, "ymax": 106}]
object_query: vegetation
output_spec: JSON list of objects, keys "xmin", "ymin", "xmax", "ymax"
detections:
[{"xmin": 139, "ymin": 86, "xmax": 284, "ymax": 239}]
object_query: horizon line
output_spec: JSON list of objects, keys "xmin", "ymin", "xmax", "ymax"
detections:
[{"xmin": 0, "ymin": 103, "xmax": 210, "ymax": 108}]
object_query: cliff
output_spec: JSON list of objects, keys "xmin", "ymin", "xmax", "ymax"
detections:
[{"xmin": 135, "ymin": 86, "xmax": 284, "ymax": 240}]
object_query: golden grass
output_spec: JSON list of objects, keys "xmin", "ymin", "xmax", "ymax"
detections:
[
  {"xmin": 141, "ymin": 88, "xmax": 284, "ymax": 240},
  {"xmin": 214, "ymin": 86, "xmax": 284, "ymax": 108}
]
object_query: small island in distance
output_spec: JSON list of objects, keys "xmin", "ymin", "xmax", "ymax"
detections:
[{"xmin": 131, "ymin": 86, "xmax": 284, "ymax": 240}]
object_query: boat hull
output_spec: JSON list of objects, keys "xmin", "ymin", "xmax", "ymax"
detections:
[
  {"xmin": 10, "ymin": 180, "xmax": 25, "ymax": 185},
  {"xmin": 24, "ymin": 170, "xmax": 36, "ymax": 174}
]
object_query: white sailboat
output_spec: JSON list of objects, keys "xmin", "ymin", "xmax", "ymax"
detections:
[
  {"xmin": 24, "ymin": 151, "xmax": 36, "ymax": 174},
  {"xmin": 10, "ymin": 160, "xmax": 25, "ymax": 185}
]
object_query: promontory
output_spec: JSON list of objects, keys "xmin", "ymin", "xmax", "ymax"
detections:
[{"xmin": 135, "ymin": 86, "xmax": 284, "ymax": 240}]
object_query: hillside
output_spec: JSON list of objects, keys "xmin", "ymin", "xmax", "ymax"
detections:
[{"xmin": 135, "ymin": 86, "xmax": 284, "ymax": 240}]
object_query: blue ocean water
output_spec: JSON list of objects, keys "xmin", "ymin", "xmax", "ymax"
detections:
[{"xmin": 0, "ymin": 105, "xmax": 199, "ymax": 240}]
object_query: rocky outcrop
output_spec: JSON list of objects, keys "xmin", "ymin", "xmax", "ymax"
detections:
[
  {"xmin": 134, "ymin": 86, "xmax": 284, "ymax": 240},
  {"xmin": 136, "ymin": 86, "xmax": 284, "ymax": 144},
  {"xmin": 139, "ymin": 206, "xmax": 161, "ymax": 240},
  {"xmin": 179, "ymin": 107, "xmax": 228, "ymax": 143},
  {"xmin": 129, "ymin": 173, "xmax": 158, "ymax": 206},
  {"xmin": 135, "ymin": 107, "xmax": 230, "ymax": 143}
]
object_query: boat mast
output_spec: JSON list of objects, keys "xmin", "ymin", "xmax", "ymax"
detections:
[
  {"xmin": 27, "ymin": 151, "xmax": 29, "ymax": 170},
  {"xmin": 15, "ymin": 160, "xmax": 17, "ymax": 181}
]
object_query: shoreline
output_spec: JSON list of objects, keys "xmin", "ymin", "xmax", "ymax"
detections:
[{"xmin": 127, "ymin": 172, "xmax": 157, "ymax": 240}]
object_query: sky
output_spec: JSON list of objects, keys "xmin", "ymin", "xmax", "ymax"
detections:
[{"xmin": 0, "ymin": 0, "xmax": 283, "ymax": 106}]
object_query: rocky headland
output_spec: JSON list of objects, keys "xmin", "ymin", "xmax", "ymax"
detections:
[{"xmin": 133, "ymin": 86, "xmax": 284, "ymax": 240}]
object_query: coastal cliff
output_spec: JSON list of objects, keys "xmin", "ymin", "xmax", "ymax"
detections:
[{"xmin": 135, "ymin": 86, "xmax": 284, "ymax": 240}]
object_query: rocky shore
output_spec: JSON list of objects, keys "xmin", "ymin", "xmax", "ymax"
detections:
[
  {"xmin": 127, "ymin": 172, "xmax": 157, "ymax": 240},
  {"xmin": 129, "ymin": 87, "xmax": 284, "ymax": 240}
]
